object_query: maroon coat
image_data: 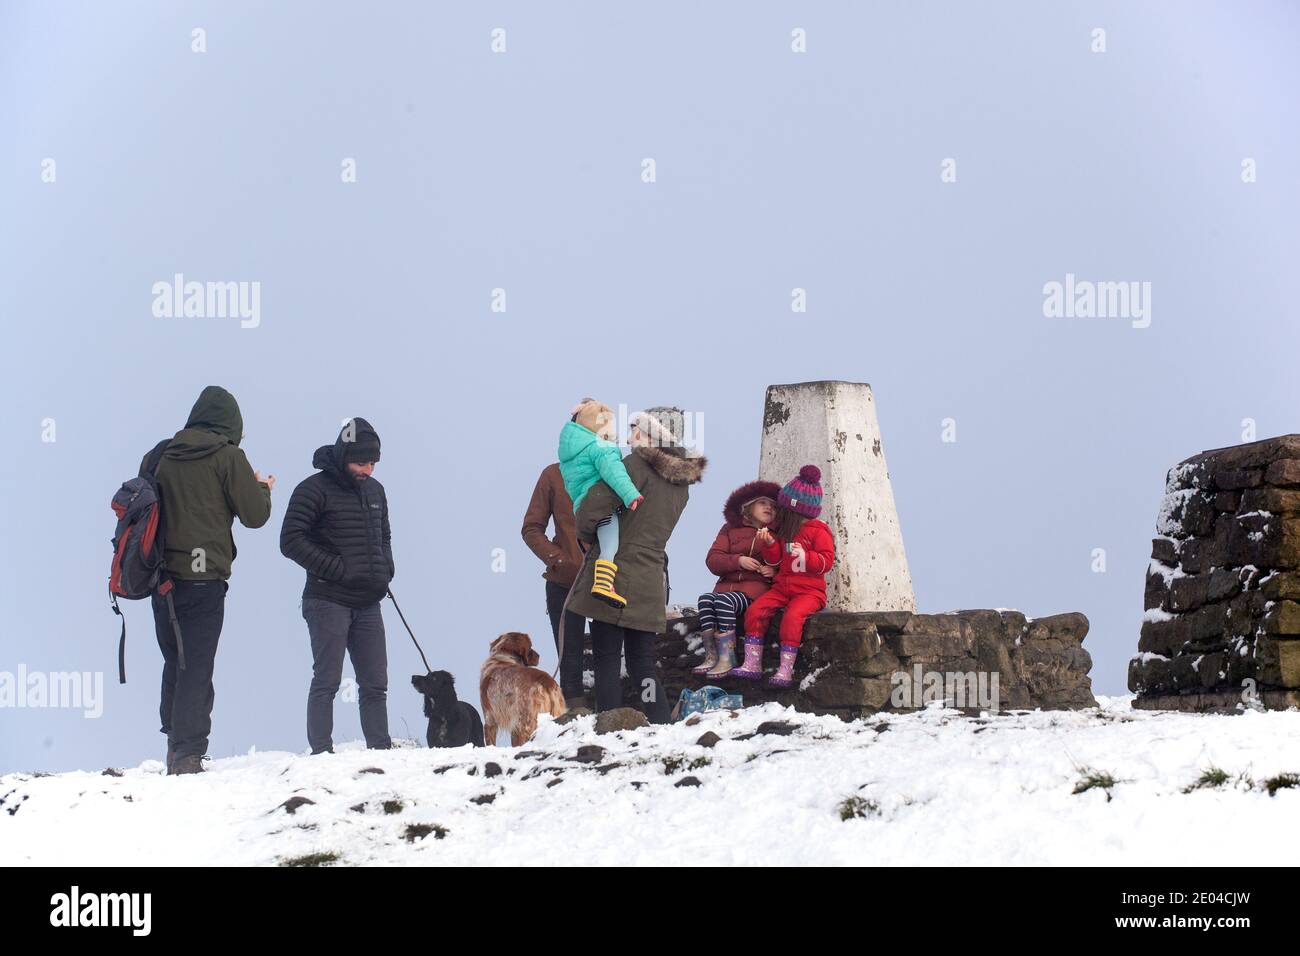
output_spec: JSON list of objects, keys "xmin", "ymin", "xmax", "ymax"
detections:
[{"xmin": 705, "ymin": 480, "xmax": 782, "ymax": 600}]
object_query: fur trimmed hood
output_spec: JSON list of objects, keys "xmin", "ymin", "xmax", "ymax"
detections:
[
  {"xmin": 722, "ymin": 480, "xmax": 782, "ymax": 528},
  {"xmin": 633, "ymin": 445, "xmax": 707, "ymax": 485}
]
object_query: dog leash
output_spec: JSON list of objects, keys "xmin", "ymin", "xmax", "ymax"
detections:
[
  {"xmin": 386, "ymin": 588, "xmax": 432, "ymax": 674},
  {"xmin": 554, "ymin": 576, "xmax": 576, "ymax": 681}
]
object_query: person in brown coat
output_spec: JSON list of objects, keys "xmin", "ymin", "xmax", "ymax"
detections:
[
  {"xmin": 521, "ymin": 463, "xmax": 586, "ymax": 702},
  {"xmin": 694, "ymin": 481, "xmax": 780, "ymax": 677},
  {"xmin": 567, "ymin": 407, "xmax": 706, "ymax": 722}
]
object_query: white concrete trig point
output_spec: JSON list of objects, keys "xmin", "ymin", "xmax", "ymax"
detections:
[{"xmin": 758, "ymin": 381, "xmax": 916, "ymax": 612}]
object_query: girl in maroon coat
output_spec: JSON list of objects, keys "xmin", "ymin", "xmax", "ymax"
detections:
[{"xmin": 693, "ymin": 480, "xmax": 781, "ymax": 677}]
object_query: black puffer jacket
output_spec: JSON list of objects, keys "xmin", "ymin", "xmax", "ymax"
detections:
[{"xmin": 280, "ymin": 419, "xmax": 394, "ymax": 609}]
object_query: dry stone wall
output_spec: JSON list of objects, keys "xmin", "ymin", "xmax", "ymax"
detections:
[{"xmin": 1128, "ymin": 436, "xmax": 1300, "ymax": 711}]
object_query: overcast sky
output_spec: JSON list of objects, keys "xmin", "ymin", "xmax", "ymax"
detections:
[{"xmin": 3, "ymin": 1, "xmax": 1297, "ymax": 771}]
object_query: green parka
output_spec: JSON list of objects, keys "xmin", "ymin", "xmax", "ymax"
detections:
[{"xmin": 143, "ymin": 386, "xmax": 272, "ymax": 580}]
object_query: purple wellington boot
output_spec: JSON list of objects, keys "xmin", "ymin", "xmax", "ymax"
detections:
[
  {"xmin": 766, "ymin": 644, "xmax": 800, "ymax": 688},
  {"xmin": 729, "ymin": 637, "xmax": 764, "ymax": 681}
]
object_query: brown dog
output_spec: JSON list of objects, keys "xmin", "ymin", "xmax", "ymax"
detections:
[{"xmin": 480, "ymin": 632, "xmax": 566, "ymax": 746}]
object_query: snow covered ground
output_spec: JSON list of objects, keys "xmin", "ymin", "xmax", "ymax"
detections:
[{"xmin": 3, "ymin": 695, "xmax": 1299, "ymax": 866}]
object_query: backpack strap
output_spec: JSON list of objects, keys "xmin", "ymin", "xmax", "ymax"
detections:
[
  {"xmin": 140, "ymin": 438, "xmax": 171, "ymax": 478},
  {"xmin": 112, "ymin": 586, "xmax": 184, "ymax": 683},
  {"xmin": 111, "ymin": 593, "xmax": 127, "ymax": 684},
  {"xmin": 163, "ymin": 585, "xmax": 185, "ymax": 671}
]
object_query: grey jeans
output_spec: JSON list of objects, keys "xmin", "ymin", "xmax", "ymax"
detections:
[{"xmin": 303, "ymin": 597, "xmax": 391, "ymax": 753}]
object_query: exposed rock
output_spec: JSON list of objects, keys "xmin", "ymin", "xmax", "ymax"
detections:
[
  {"xmin": 554, "ymin": 707, "xmax": 592, "ymax": 726},
  {"xmin": 695, "ymin": 731, "xmax": 721, "ymax": 748},
  {"xmin": 1132, "ymin": 689, "xmax": 1300, "ymax": 713},
  {"xmin": 1263, "ymin": 601, "xmax": 1300, "ymax": 635},
  {"xmin": 570, "ymin": 745, "xmax": 605, "ymax": 764},
  {"xmin": 1151, "ymin": 538, "xmax": 1178, "ymax": 564},
  {"xmin": 1265, "ymin": 460, "xmax": 1300, "ymax": 486},
  {"xmin": 1261, "ymin": 571, "xmax": 1300, "ymax": 601},
  {"xmin": 594, "ymin": 708, "xmax": 649, "ymax": 735}
]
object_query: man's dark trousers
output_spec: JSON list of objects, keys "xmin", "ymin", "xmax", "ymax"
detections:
[
  {"xmin": 303, "ymin": 597, "xmax": 391, "ymax": 753},
  {"xmin": 153, "ymin": 579, "xmax": 226, "ymax": 760}
]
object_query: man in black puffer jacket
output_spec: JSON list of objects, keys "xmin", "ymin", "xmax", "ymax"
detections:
[{"xmin": 281, "ymin": 418, "xmax": 394, "ymax": 753}]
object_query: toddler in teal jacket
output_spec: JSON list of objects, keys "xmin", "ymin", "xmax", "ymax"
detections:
[{"xmin": 558, "ymin": 398, "xmax": 643, "ymax": 608}]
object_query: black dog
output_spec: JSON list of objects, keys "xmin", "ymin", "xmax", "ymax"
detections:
[{"xmin": 411, "ymin": 671, "xmax": 485, "ymax": 748}]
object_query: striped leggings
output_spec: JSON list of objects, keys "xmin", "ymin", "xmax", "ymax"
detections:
[{"xmin": 696, "ymin": 591, "xmax": 753, "ymax": 634}]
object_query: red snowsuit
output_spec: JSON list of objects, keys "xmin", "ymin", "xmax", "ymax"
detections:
[{"xmin": 742, "ymin": 518, "xmax": 835, "ymax": 647}]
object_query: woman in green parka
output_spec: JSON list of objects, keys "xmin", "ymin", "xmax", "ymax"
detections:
[
  {"xmin": 557, "ymin": 398, "xmax": 644, "ymax": 609},
  {"xmin": 566, "ymin": 406, "xmax": 706, "ymax": 722}
]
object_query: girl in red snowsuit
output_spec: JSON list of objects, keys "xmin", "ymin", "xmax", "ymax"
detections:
[{"xmin": 728, "ymin": 465, "xmax": 833, "ymax": 688}]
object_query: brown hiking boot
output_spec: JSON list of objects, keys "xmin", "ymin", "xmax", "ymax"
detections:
[{"xmin": 169, "ymin": 753, "xmax": 205, "ymax": 775}]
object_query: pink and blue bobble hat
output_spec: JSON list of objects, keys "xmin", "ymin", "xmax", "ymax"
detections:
[{"xmin": 778, "ymin": 464, "xmax": 823, "ymax": 518}]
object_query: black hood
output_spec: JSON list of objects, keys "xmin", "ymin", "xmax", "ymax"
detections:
[{"xmin": 312, "ymin": 417, "xmax": 381, "ymax": 480}]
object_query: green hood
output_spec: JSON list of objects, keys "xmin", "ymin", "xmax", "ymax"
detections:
[{"xmin": 166, "ymin": 386, "xmax": 242, "ymax": 460}]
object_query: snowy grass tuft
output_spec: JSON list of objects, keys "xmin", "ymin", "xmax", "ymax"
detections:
[
  {"xmin": 837, "ymin": 795, "xmax": 880, "ymax": 820},
  {"xmin": 1262, "ymin": 772, "xmax": 1300, "ymax": 797},
  {"xmin": 1071, "ymin": 766, "xmax": 1123, "ymax": 797},
  {"xmin": 1182, "ymin": 766, "xmax": 1231, "ymax": 793}
]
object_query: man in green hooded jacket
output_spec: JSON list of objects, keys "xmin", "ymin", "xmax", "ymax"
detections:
[{"xmin": 143, "ymin": 385, "xmax": 273, "ymax": 775}]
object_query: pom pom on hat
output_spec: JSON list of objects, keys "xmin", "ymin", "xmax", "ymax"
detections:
[{"xmin": 798, "ymin": 464, "xmax": 821, "ymax": 484}]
